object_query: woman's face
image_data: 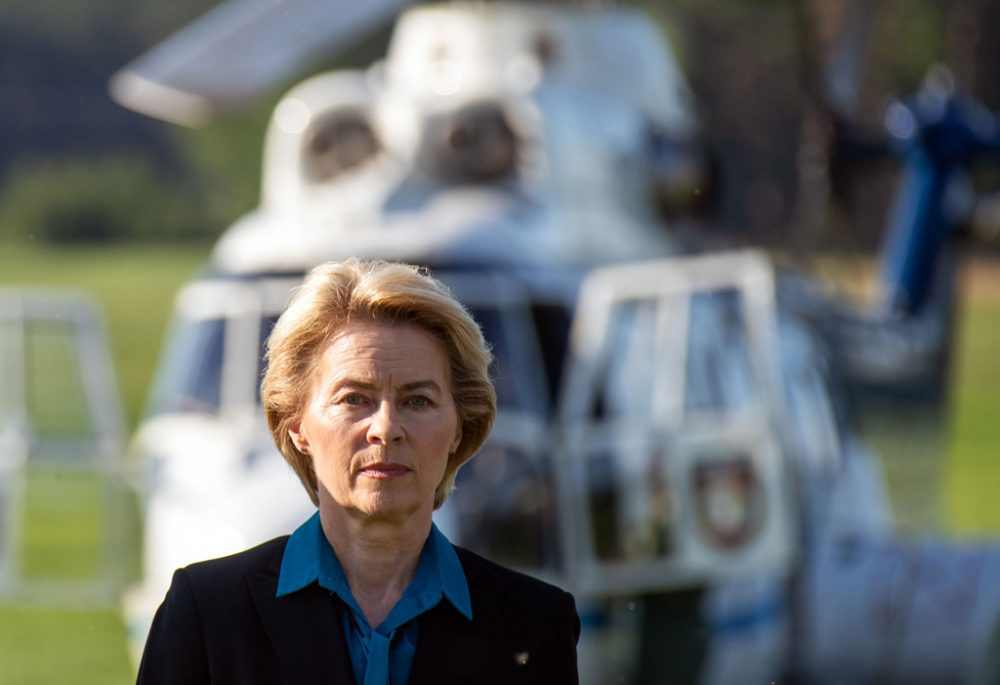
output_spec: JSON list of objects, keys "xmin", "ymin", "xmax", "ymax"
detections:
[{"xmin": 289, "ymin": 321, "xmax": 462, "ymax": 523}]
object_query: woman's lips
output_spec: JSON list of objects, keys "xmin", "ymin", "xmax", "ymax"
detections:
[{"xmin": 359, "ymin": 464, "xmax": 411, "ymax": 479}]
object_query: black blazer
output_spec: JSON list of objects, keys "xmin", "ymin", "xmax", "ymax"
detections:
[{"xmin": 136, "ymin": 536, "xmax": 580, "ymax": 684}]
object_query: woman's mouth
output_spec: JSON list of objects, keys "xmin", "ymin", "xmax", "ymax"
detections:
[{"xmin": 359, "ymin": 463, "xmax": 411, "ymax": 479}]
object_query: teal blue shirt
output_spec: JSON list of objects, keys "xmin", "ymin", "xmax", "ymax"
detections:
[{"xmin": 276, "ymin": 513, "xmax": 472, "ymax": 685}]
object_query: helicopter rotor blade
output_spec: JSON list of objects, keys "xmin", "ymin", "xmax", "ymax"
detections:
[
  {"xmin": 821, "ymin": 0, "xmax": 877, "ymax": 118},
  {"xmin": 789, "ymin": 0, "xmax": 881, "ymax": 258},
  {"xmin": 109, "ymin": 0, "xmax": 413, "ymax": 126},
  {"xmin": 795, "ymin": 0, "xmax": 877, "ymax": 120}
]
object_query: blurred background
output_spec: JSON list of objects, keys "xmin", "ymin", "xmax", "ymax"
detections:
[{"xmin": 1, "ymin": 0, "xmax": 999, "ymax": 682}]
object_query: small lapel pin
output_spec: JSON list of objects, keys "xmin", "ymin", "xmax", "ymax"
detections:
[{"xmin": 513, "ymin": 651, "xmax": 530, "ymax": 666}]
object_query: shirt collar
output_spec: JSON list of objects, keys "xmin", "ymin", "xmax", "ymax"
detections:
[
  {"xmin": 276, "ymin": 512, "xmax": 330, "ymax": 597},
  {"xmin": 276, "ymin": 512, "xmax": 472, "ymax": 621},
  {"xmin": 429, "ymin": 522, "xmax": 472, "ymax": 620}
]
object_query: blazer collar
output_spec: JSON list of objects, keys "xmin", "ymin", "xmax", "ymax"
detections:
[{"xmin": 244, "ymin": 541, "xmax": 514, "ymax": 685}]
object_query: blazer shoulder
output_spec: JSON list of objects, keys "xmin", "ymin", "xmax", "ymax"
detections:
[
  {"xmin": 183, "ymin": 535, "xmax": 289, "ymax": 589},
  {"xmin": 454, "ymin": 545, "xmax": 575, "ymax": 608},
  {"xmin": 139, "ymin": 536, "xmax": 297, "ymax": 684}
]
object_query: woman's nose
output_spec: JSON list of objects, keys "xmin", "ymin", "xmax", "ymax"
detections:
[{"xmin": 367, "ymin": 400, "xmax": 404, "ymax": 444}]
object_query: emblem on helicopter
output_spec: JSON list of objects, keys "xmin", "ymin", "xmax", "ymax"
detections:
[{"xmin": 694, "ymin": 456, "xmax": 765, "ymax": 551}]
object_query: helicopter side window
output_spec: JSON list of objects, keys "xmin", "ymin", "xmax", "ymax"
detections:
[
  {"xmin": 468, "ymin": 307, "xmax": 514, "ymax": 409},
  {"xmin": 148, "ymin": 317, "xmax": 225, "ymax": 416},
  {"xmin": 597, "ymin": 299, "xmax": 661, "ymax": 420},
  {"xmin": 685, "ymin": 290, "xmax": 756, "ymax": 415},
  {"xmin": 467, "ymin": 306, "xmax": 547, "ymax": 416}
]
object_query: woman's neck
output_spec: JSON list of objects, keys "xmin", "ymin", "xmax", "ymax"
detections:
[{"xmin": 318, "ymin": 507, "xmax": 432, "ymax": 628}]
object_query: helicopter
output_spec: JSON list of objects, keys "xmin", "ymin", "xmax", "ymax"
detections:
[{"xmin": 112, "ymin": 1, "xmax": 1000, "ymax": 683}]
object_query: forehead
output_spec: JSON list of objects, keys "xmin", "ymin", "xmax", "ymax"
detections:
[{"xmin": 319, "ymin": 320, "xmax": 451, "ymax": 378}]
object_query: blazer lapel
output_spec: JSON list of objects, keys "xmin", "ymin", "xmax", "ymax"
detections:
[
  {"xmin": 245, "ymin": 566, "xmax": 355, "ymax": 684},
  {"xmin": 408, "ymin": 549, "xmax": 510, "ymax": 685}
]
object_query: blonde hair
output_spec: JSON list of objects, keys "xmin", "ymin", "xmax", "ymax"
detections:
[{"xmin": 261, "ymin": 259, "xmax": 496, "ymax": 508}]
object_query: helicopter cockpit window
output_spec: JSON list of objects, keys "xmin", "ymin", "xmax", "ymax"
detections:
[
  {"xmin": 467, "ymin": 305, "xmax": 547, "ymax": 416},
  {"xmin": 472, "ymin": 306, "xmax": 516, "ymax": 409},
  {"xmin": 255, "ymin": 315, "xmax": 279, "ymax": 404},
  {"xmin": 148, "ymin": 317, "xmax": 225, "ymax": 416}
]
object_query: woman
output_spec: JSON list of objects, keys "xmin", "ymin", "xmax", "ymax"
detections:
[{"xmin": 136, "ymin": 259, "xmax": 580, "ymax": 684}]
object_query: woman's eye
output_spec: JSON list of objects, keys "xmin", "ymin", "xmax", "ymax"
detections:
[
  {"xmin": 407, "ymin": 395, "xmax": 430, "ymax": 408},
  {"xmin": 341, "ymin": 393, "xmax": 366, "ymax": 406}
]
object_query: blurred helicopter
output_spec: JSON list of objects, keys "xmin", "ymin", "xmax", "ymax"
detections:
[{"xmin": 111, "ymin": 1, "xmax": 1000, "ymax": 683}]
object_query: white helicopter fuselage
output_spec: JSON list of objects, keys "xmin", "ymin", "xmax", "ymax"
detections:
[{"xmin": 121, "ymin": 4, "xmax": 1000, "ymax": 684}]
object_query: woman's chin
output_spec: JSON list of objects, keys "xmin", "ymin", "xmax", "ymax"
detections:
[{"xmin": 353, "ymin": 490, "xmax": 424, "ymax": 521}]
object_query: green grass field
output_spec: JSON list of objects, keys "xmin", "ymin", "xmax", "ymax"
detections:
[
  {"xmin": 0, "ymin": 468, "xmax": 137, "ymax": 685},
  {"xmin": 1, "ymin": 242, "xmax": 208, "ymax": 685},
  {"xmin": 0, "ymin": 243, "xmax": 998, "ymax": 683}
]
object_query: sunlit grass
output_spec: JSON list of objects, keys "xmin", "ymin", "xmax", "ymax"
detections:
[
  {"xmin": 0, "ymin": 467, "xmax": 139, "ymax": 685},
  {"xmin": 863, "ymin": 409, "xmax": 948, "ymax": 533},
  {"xmin": 809, "ymin": 253, "xmax": 1000, "ymax": 536},
  {"xmin": 21, "ymin": 468, "xmax": 103, "ymax": 578},
  {"xmin": 1, "ymin": 242, "xmax": 205, "ymax": 684},
  {"xmin": 946, "ymin": 296, "xmax": 1000, "ymax": 535},
  {"xmin": 0, "ymin": 606, "xmax": 133, "ymax": 685}
]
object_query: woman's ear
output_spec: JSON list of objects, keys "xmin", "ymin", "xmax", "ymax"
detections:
[
  {"xmin": 450, "ymin": 424, "xmax": 462, "ymax": 455},
  {"xmin": 288, "ymin": 420, "xmax": 310, "ymax": 455}
]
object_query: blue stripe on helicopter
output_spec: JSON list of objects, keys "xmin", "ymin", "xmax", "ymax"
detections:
[
  {"xmin": 706, "ymin": 594, "xmax": 787, "ymax": 636},
  {"xmin": 575, "ymin": 594, "xmax": 786, "ymax": 633}
]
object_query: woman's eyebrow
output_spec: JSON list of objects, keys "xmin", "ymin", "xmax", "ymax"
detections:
[
  {"xmin": 330, "ymin": 378, "xmax": 442, "ymax": 392},
  {"xmin": 329, "ymin": 378, "xmax": 377, "ymax": 392},
  {"xmin": 397, "ymin": 379, "xmax": 442, "ymax": 393}
]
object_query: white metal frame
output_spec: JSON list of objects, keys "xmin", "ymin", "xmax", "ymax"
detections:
[
  {"xmin": 0, "ymin": 289, "xmax": 128, "ymax": 606},
  {"xmin": 554, "ymin": 250, "xmax": 798, "ymax": 595}
]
